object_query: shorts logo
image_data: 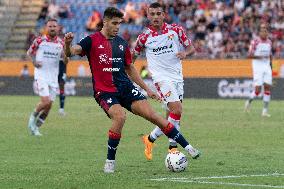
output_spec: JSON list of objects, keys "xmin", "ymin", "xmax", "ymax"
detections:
[
  {"xmin": 119, "ymin": 45, "xmax": 124, "ymax": 51},
  {"xmin": 164, "ymin": 91, "xmax": 171, "ymax": 98},
  {"xmin": 107, "ymin": 98, "xmax": 112, "ymax": 104}
]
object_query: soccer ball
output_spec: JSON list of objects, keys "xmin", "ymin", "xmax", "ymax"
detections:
[{"xmin": 165, "ymin": 151, "xmax": 188, "ymax": 172}]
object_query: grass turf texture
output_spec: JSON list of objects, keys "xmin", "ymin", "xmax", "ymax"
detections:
[{"xmin": 0, "ymin": 95, "xmax": 283, "ymax": 189}]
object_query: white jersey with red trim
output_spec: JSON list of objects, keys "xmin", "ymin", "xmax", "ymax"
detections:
[
  {"xmin": 134, "ymin": 23, "xmax": 192, "ymax": 82},
  {"xmin": 248, "ymin": 37, "xmax": 272, "ymax": 66},
  {"xmin": 27, "ymin": 35, "xmax": 64, "ymax": 83}
]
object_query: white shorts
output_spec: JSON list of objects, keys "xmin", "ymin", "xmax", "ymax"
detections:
[
  {"xmin": 33, "ymin": 79, "xmax": 58, "ymax": 101},
  {"xmin": 155, "ymin": 81, "xmax": 184, "ymax": 105},
  {"xmin": 252, "ymin": 64, "xmax": 272, "ymax": 86}
]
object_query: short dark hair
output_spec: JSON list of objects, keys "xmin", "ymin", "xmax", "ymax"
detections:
[
  {"xmin": 103, "ymin": 7, "xmax": 124, "ymax": 19},
  {"xmin": 149, "ymin": 2, "xmax": 163, "ymax": 10},
  {"xmin": 45, "ymin": 18, "xmax": 58, "ymax": 25}
]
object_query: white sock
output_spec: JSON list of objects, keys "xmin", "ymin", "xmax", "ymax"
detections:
[{"xmin": 149, "ymin": 126, "xmax": 164, "ymax": 141}]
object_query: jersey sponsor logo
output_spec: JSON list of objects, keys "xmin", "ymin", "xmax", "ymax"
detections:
[
  {"xmin": 153, "ymin": 44, "xmax": 173, "ymax": 53},
  {"xmin": 99, "ymin": 54, "xmax": 122, "ymax": 64},
  {"xmin": 102, "ymin": 67, "xmax": 120, "ymax": 72}
]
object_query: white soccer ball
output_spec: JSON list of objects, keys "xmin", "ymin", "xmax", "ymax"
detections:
[{"xmin": 165, "ymin": 151, "xmax": 188, "ymax": 172}]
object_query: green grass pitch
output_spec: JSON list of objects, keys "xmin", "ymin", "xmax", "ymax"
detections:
[{"xmin": 0, "ymin": 95, "xmax": 283, "ymax": 189}]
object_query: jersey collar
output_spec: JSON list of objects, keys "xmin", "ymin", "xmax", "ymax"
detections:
[
  {"xmin": 46, "ymin": 35, "xmax": 58, "ymax": 42},
  {"xmin": 148, "ymin": 23, "xmax": 167, "ymax": 33}
]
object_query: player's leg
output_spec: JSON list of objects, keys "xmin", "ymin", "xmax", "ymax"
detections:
[
  {"xmin": 262, "ymin": 68, "xmax": 272, "ymax": 117},
  {"xmin": 262, "ymin": 83, "xmax": 271, "ymax": 117},
  {"xmin": 245, "ymin": 68, "xmax": 262, "ymax": 112},
  {"xmin": 58, "ymin": 81, "xmax": 66, "ymax": 116},
  {"xmin": 104, "ymin": 104, "xmax": 126, "ymax": 173},
  {"xmin": 131, "ymin": 99, "xmax": 200, "ymax": 159},
  {"xmin": 28, "ymin": 80, "xmax": 51, "ymax": 136},
  {"xmin": 95, "ymin": 92, "xmax": 125, "ymax": 173},
  {"xmin": 167, "ymin": 101, "xmax": 182, "ymax": 151},
  {"xmin": 58, "ymin": 61, "xmax": 67, "ymax": 116},
  {"xmin": 33, "ymin": 84, "xmax": 56, "ymax": 135},
  {"xmin": 144, "ymin": 81, "xmax": 183, "ymax": 159}
]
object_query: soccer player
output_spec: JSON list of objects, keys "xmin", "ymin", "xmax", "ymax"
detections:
[
  {"xmin": 245, "ymin": 23, "xmax": 272, "ymax": 117},
  {"xmin": 27, "ymin": 18, "xmax": 68, "ymax": 136},
  {"xmin": 58, "ymin": 58, "xmax": 67, "ymax": 116},
  {"xmin": 132, "ymin": 2, "xmax": 197, "ymax": 160},
  {"xmin": 64, "ymin": 7, "xmax": 200, "ymax": 173}
]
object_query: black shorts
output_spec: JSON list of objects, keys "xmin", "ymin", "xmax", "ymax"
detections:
[
  {"xmin": 58, "ymin": 60, "xmax": 67, "ymax": 83},
  {"xmin": 95, "ymin": 84, "xmax": 146, "ymax": 117}
]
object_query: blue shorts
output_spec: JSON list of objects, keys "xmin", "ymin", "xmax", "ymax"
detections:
[{"xmin": 95, "ymin": 84, "xmax": 146, "ymax": 117}]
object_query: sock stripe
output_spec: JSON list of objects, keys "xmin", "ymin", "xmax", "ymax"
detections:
[
  {"xmin": 169, "ymin": 112, "xmax": 181, "ymax": 120},
  {"xmin": 108, "ymin": 130, "xmax": 121, "ymax": 140},
  {"xmin": 161, "ymin": 122, "xmax": 174, "ymax": 135},
  {"xmin": 264, "ymin": 91, "xmax": 271, "ymax": 95}
]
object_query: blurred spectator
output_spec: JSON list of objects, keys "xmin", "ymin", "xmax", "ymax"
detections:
[
  {"xmin": 58, "ymin": 4, "xmax": 72, "ymax": 19},
  {"xmin": 124, "ymin": 2, "xmax": 139, "ymax": 24},
  {"xmin": 38, "ymin": 1, "xmax": 49, "ymax": 20},
  {"xmin": 77, "ymin": 64, "xmax": 87, "ymax": 77},
  {"xmin": 85, "ymin": 9, "xmax": 102, "ymax": 32},
  {"xmin": 20, "ymin": 64, "xmax": 30, "ymax": 78},
  {"xmin": 47, "ymin": 0, "xmax": 59, "ymax": 19},
  {"xmin": 36, "ymin": 0, "xmax": 284, "ymax": 59}
]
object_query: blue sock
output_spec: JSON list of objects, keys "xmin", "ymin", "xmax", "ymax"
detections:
[
  {"xmin": 59, "ymin": 94, "xmax": 65, "ymax": 109},
  {"xmin": 162, "ymin": 123, "xmax": 189, "ymax": 148},
  {"xmin": 107, "ymin": 130, "xmax": 121, "ymax": 160}
]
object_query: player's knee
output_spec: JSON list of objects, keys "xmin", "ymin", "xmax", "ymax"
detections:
[
  {"xmin": 113, "ymin": 111, "xmax": 126, "ymax": 124},
  {"xmin": 42, "ymin": 99, "xmax": 52, "ymax": 109},
  {"xmin": 171, "ymin": 107, "xmax": 182, "ymax": 115}
]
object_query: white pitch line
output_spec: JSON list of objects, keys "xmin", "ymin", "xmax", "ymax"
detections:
[
  {"xmin": 150, "ymin": 172, "xmax": 284, "ymax": 181},
  {"xmin": 169, "ymin": 180, "xmax": 284, "ymax": 189}
]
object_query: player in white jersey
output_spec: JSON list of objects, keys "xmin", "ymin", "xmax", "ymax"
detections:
[
  {"xmin": 132, "ymin": 2, "xmax": 199, "ymax": 160},
  {"xmin": 27, "ymin": 18, "xmax": 68, "ymax": 136},
  {"xmin": 245, "ymin": 23, "xmax": 272, "ymax": 117}
]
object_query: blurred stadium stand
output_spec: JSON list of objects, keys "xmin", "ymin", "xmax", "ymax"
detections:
[
  {"xmin": 0, "ymin": 0, "xmax": 283, "ymax": 60},
  {"xmin": 0, "ymin": 0, "xmax": 43, "ymax": 59}
]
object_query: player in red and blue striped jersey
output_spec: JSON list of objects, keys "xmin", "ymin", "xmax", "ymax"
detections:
[{"xmin": 64, "ymin": 7, "xmax": 199, "ymax": 173}]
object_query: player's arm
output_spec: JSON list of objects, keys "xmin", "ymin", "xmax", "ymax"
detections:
[
  {"xmin": 64, "ymin": 32, "xmax": 83, "ymax": 57},
  {"xmin": 62, "ymin": 51, "xmax": 69, "ymax": 65},
  {"xmin": 132, "ymin": 34, "xmax": 146, "ymax": 64},
  {"xmin": 175, "ymin": 26, "xmax": 195, "ymax": 59},
  {"xmin": 125, "ymin": 63, "xmax": 160, "ymax": 101},
  {"xmin": 176, "ymin": 45, "xmax": 195, "ymax": 59},
  {"xmin": 26, "ymin": 37, "xmax": 42, "ymax": 68}
]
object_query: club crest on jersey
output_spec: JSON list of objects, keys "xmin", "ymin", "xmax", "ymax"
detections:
[
  {"xmin": 119, "ymin": 45, "xmax": 124, "ymax": 51},
  {"xmin": 99, "ymin": 54, "xmax": 109, "ymax": 64},
  {"xmin": 168, "ymin": 34, "xmax": 174, "ymax": 40},
  {"xmin": 164, "ymin": 91, "xmax": 172, "ymax": 98}
]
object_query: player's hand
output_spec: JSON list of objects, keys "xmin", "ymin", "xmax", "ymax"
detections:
[
  {"xmin": 146, "ymin": 89, "xmax": 161, "ymax": 102},
  {"xmin": 64, "ymin": 32, "xmax": 74, "ymax": 44},
  {"xmin": 34, "ymin": 61, "xmax": 42, "ymax": 68},
  {"xmin": 176, "ymin": 51, "xmax": 187, "ymax": 59}
]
